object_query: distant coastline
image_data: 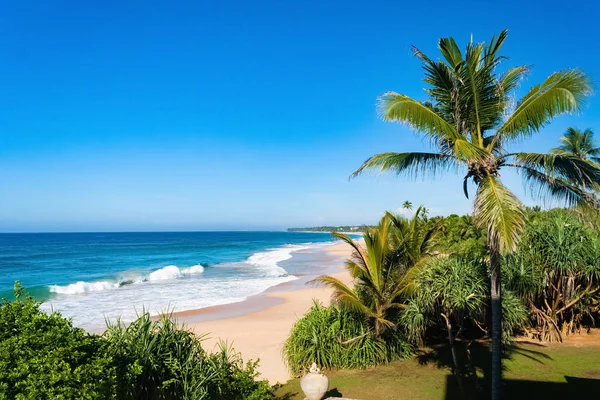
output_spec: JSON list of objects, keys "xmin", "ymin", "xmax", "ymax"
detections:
[{"xmin": 287, "ymin": 225, "xmax": 370, "ymax": 233}]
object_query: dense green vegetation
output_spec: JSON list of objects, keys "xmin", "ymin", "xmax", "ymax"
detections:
[
  {"xmin": 349, "ymin": 30, "xmax": 596, "ymax": 399},
  {"xmin": 284, "ymin": 209, "xmax": 438, "ymax": 375},
  {"xmin": 0, "ymin": 284, "xmax": 275, "ymax": 400},
  {"xmin": 283, "ymin": 206, "xmax": 600, "ymax": 398},
  {"xmin": 282, "ymin": 302, "xmax": 411, "ymax": 374},
  {"xmin": 505, "ymin": 209, "xmax": 600, "ymax": 342}
]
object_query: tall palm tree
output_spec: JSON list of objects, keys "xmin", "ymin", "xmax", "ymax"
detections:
[
  {"xmin": 351, "ymin": 30, "xmax": 596, "ymax": 399},
  {"xmin": 402, "ymin": 200, "xmax": 413, "ymax": 210},
  {"xmin": 313, "ymin": 208, "xmax": 440, "ymax": 338},
  {"xmin": 551, "ymin": 127, "xmax": 600, "ymax": 165}
]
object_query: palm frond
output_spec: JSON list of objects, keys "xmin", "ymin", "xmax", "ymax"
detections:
[
  {"xmin": 438, "ymin": 36, "xmax": 463, "ymax": 69},
  {"xmin": 464, "ymin": 40, "xmax": 486, "ymax": 142},
  {"xmin": 377, "ymin": 92, "xmax": 462, "ymax": 141},
  {"xmin": 453, "ymin": 138, "xmax": 490, "ymax": 161},
  {"xmin": 350, "ymin": 151, "xmax": 456, "ymax": 179},
  {"xmin": 498, "ymin": 69, "xmax": 591, "ymax": 141},
  {"xmin": 311, "ymin": 275, "xmax": 354, "ymax": 296},
  {"xmin": 473, "ymin": 174, "xmax": 525, "ymax": 253},
  {"xmin": 483, "ymin": 29, "xmax": 508, "ymax": 66},
  {"xmin": 412, "ymin": 45, "xmax": 456, "ymax": 97},
  {"xmin": 499, "ymin": 65, "xmax": 529, "ymax": 94},
  {"xmin": 508, "ymin": 152, "xmax": 600, "ymax": 188},
  {"xmin": 507, "ymin": 162, "xmax": 599, "ymax": 209},
  {"xmin": 331, "ymin": 232, "xmax": 366, "ymax": 261}
]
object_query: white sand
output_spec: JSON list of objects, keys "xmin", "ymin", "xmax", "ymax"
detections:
[{"xmin": 182, "ymin": 241, "xmax": 354, "ymax": 384}]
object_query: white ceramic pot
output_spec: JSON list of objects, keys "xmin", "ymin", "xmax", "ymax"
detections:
[{"xmin": 300, "ymin": 363, "xmax": 329, "ymax": 400}]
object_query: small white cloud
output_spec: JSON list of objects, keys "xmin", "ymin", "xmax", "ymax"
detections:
[{"xmin": 394, "ymin": 208, "xmax": 414, "ymax": 217}]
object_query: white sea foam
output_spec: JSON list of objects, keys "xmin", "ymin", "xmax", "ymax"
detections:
[
  {"xmin": 182, "ymin": 264, "xmax": 205, "ymax": 275},
  {"xmin": 148, "ymin": 265, "xmax": 182, "ymax": 281},
  {"xmin": 48, "ymin": 264, "xmax": 206, "ymax": 294},
  {"xmin": 42, "ymin": 241, "xmax": 335, "ymax": 330},
  {"xmin": 49, "ymin": 280, "xmax": 120, "ymax": 295},
  {"xmin": 245, "ymin": 244, "xmax": 311, "ymax": 276}
]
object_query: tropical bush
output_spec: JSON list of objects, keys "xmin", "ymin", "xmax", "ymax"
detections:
[
  {"xmin": 504, "ymin": 209, "xmax": 600, "ymax": 341},
  {"xmin": 404, "ymin": 256, "xmax": 527, "ymax": 344},
  {"xmin": 283, "ymin": 301, "xmax": 411, "ymax": 375},
  {"xmin": 285, "ymin": 204, "xmax": 600, "ymax": 384},
  {"xmin": 313, "ymin": 209, "xmax": 440, "ymax": 338},
  {"xmin": 0, "ymin": 284, "xmax": 275, "ymax": 400},
  {"xmin": 429, "ymin": 214, "xmax": 487, "ymax": 258},
  {"xmin": 105, "ymin": 313, "xmax": 274, "ymax": 400},
  {"xmin": 0, "ymin": 283, "xmax": 121, "ymax": 399}
]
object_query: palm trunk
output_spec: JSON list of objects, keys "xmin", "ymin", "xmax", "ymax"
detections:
[
  {"xmin": 489, "ymin": 244, "xmax": 502, "ymax": 400},
  {"xmin": 441, "ymin": 312, "xmax": 464, "ymax": 397}
]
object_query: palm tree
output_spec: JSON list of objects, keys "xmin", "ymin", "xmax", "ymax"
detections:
[
  {"xmin": 402, "ymin": 200, "xmax": 413, "ymax": 210},
  {"xmin": 551, "ymin": 127, "xmax": 600, "ymax": 165},
  {"xmin": 313, "ymin": 207, "xmax": 440, "ymax": 338},
  {"xmin": 351, "ymin": 30, "xmax": 596, "ymax": 399}
]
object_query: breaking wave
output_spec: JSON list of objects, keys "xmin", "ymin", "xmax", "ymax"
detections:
[{"xmin": 49, "ymin": 264, "xmax": 205, "ymax": 294}]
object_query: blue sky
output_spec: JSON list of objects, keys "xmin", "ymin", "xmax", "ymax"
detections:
[{"xmin": 1, "ymin": 0, "xmax": 599, "ymax": 232}]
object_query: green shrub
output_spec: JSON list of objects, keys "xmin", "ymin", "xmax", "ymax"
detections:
[
  {"xmin": 0, "ymin": 283, "xmax": 275, "ymax": 400},
  {"xmin": 283, "ymin": 301, "xmax": 412, "ymax": 375},
  {"xmin": 104, "ymin": 312, "xmax": 274, "ymax": 400},
  {"xmin": 205, "ymin": 342, "xmax": 275, "ymax": 400},
  {"xmin": 505, "ymin": 209, "xmax": 600, "ymax": 341},
  {"xmin": 0, "ymin": 282, "xmax": 121, "ymax": 400}
]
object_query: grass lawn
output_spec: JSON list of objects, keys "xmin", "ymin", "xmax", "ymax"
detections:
[{"xmin": 275, "ymin": 341, "xmax": 600, "ymax": 399}]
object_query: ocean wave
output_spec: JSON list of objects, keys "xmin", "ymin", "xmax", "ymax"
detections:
[
  {"xmin": 48, "ymin": 264, "xmax": 205, "ymax": 295},
  {"xmin": 49, "ymin": 280, "xmax": 120, "ymax": 295},
  {"xmin": 41, "ymin": 241, "xmax": 338, "ymax": 330},
  {"xmin": 47, "ymin": 242, "xmax": 317, "ymax": 298},
  {"xmin": 244, "ymin": 244, "xmax": 311, "ymax": 276}
]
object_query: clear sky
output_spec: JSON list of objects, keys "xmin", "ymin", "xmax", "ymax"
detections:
[{"xmin": 1, "ymin": 0, "xmax": 599, "ymax": 232}]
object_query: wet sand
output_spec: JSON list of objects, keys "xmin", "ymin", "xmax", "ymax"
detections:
[{"xmin": 179, "ymin": 241, "xmax": 355, "ymax": 384}]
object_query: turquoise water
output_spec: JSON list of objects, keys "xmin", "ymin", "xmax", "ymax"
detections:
[{"xmin": 0, "ymin": 231, "xmax": 346, "ymax": 330}]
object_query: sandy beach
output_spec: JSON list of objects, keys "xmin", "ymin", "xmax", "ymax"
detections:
[{"xmin": 179, "ymin": 241, "xmax": 355, "ymax": 384}]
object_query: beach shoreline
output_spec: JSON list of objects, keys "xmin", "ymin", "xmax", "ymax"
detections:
[{"xmin": 178, "ymin": 240, "xmax": 355, "ymax": 384}]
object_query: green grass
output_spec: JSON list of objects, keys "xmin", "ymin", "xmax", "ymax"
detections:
[{"xmin": 275, "ymin": 342, "xmax": 600, "ymax": 400}]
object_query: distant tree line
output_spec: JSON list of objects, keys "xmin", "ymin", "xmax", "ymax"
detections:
[{"xmin": 287, "ymin": 225, "xmax": 371, "ymax": 233}]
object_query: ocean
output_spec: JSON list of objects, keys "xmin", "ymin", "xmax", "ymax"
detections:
[{"xmin": 0, "ymin": 231, "xmax": 349, "ymax": 331}]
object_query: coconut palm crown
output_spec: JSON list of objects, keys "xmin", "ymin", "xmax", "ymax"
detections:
[
  {"xmin": 350, "ymin": 30, "xmax": 597, "ymax": 399},
  {"xmin": 353, "ymin": 31, "xmax": 596, "ymax": 253},
  {"xmin": 551, "ymin": 127, "xmax": 600, "ymax": 165}
]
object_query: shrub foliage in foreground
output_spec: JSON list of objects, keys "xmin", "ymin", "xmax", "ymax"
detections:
[
  {"xmin": 0, "ymin": 284, "xmax": 274, "ymax": 400},
  {"xmin": 283, "ymin": 301, "xmax": 412, "ymax": 375},
  {"xmin": 0, "ymin": 283, "xmax": 120, "ymax": 399}
]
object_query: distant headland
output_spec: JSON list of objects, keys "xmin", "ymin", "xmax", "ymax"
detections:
[{"xmin": 287, "ymin": 225, "xmax": 369, "ymax": 233}]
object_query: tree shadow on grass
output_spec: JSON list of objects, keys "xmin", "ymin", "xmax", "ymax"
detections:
[
  {"xmin": 324, "ymin": 387, "xmax": 343, "ymax": 397},
  {"xmin": 444, "ymin": 375, "xmax": 600, "ymax": 400},
  {"xmin": 277, "ymin": 388, "xmax": 344, "ymax": 400},
  {"xmin": 417, "ymin": 340, "xmax": 553, "ymax": 400},
  {"xmin": 275, "ymin": 391, "xmax": 297, "ymax": 400},
  {"xmin": 276, "ymin": 386, "xmax": 343, "ymax": 399}
]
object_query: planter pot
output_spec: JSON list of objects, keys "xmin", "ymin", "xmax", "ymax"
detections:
[{"xmin": 300, "ymin": 363, "xmax": 329, "ymax": 400}]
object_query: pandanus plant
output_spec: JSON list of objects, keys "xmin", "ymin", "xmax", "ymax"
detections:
[{"xmin": 351, "ymin": 30, "xmax": 597, "ymax": 399}]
